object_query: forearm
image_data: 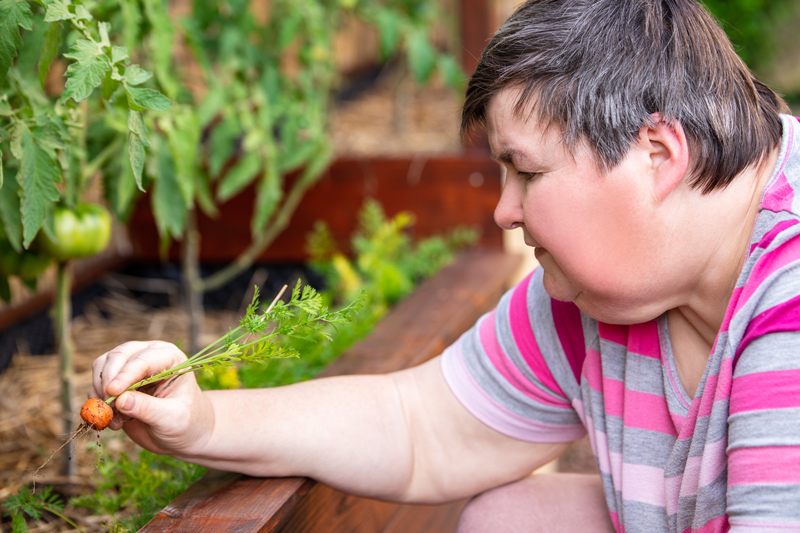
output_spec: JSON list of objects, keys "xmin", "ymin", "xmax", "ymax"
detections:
[{"xmin": 183, "ymin": 373, "xmax": 415, "ymax": 500}]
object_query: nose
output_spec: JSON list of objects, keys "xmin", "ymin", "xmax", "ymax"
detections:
[{"xmin": 494, "ymin": 172, "xmax": 525, "ymax": 231}]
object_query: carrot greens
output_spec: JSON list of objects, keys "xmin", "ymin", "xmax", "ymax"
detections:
[{"xmin": 106, "ymin": 282, "xmax": 365, "ymax": 404}]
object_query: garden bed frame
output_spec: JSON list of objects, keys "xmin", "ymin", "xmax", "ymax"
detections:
[{"xmin": 139, "ymin": 249, "xmax": 521, "ymax": 532}]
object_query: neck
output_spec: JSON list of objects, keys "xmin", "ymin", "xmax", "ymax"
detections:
[{"xmin": 674, "ymin": 148, "xmax": 779, "ymax": 346}]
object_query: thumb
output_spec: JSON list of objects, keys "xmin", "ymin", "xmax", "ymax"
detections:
[{"xmin": 115, "ymin": 390, "xmax": 163, "ymax": 426}]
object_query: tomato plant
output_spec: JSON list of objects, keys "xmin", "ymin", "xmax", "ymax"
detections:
[{"xmin": 36, "ymin": 203, "xmax": 112, "ymax": 261}]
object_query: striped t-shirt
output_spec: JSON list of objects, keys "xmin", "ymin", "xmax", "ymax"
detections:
[{"xmin": 441, "ymin": 114, "xmax": 800, "ymax": 532}]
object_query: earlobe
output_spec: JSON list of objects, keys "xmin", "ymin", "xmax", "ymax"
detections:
[{"xmin": 645, "ymin": 118, "xmax": 690, "ymax": 203}]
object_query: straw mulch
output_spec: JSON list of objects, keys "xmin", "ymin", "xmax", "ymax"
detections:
[{"xmin": 0, "ymin": 275, "xmax": 241, "ymax": 532}]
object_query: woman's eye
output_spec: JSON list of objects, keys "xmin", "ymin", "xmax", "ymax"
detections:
[{"xmin": 518, "ymin": 171, "xmax": 539, "ymax": 181}]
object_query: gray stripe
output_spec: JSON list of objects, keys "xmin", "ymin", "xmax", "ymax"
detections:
[
  {"xmin": 622, "ymin": 500, "xmax": 669, "ymax": 533},
  {"xmin": 728, "ymin": 407, "xmax": 800, "ymax": 449},
  {"xmin": 461, "ymin": 322, "xmax": 584, "ymax": 426},
  {"xmin": 728, "ymin": 483, "xmax": 800, "ymax": 522}
]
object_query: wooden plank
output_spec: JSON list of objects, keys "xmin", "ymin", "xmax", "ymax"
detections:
[
  {"xmin": 140, "ymin": 250, "xmax": 521, "ymax": 533},
  {"xmin": 127, "ymin": 155, "xmax": 503, "ymax": 264}
]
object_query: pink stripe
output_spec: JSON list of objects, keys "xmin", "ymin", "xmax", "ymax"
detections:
[
  {"xmin": 479, "ymin": 314, "xmax": 569, "ymax": 408},
  {"xmin": 732, "ymin": 234, "xmax": 800, "ymax": 319},
  {"xmin": 750, "ymin": 219, "xmax": 799, "ymax": 254},
  {"xmin": 622, "ymin": 389, "xmax": 676, "ymax": 435},
  {"xmin": 696, "ymin": 371, "xmax": 719, "ymax": 418},
  {"xmin": 551, "ymin": 298, "xmax": 587, "ymax": 382},
  {"xmin": 582, "ymin": 348, "xmax": 603, "ymax": 391},
  {"xmin": 761, "ymin": 172, "xmax": 795, "ymax": 213},
  {"xmin": 736, "ymin": 294, "xmax": 800, "ymax": 360},
  {"xmin": 679, "ymin": 439, "xmax": 728, "ymax": 499},
  {"xmin": 442, "ymin": 345, "xmax": 586, "ymax": 442},
  {"xmin": 730, "ymin": 369, "xmax": 800, "ymax": 413},
  {"xmin": 602, "ymin": 376, "xmax": 625, "ymax": 419},
  {"xmin": 684, "ymin": 514, "xmax": 729, "ymax": 533},
  {"xmin": 665, "ymin": 474, "xmax": 683, "ymax": 515},
  {"xmin": 627, "ymin": 320, "xmax": 661, "ymax": 358},
  {"xmin": 728, "ymin": 446, "xmax": 800, "ymax": 485},
  {"xmin": 620, "ymin": 463, "xmax": 666, "ymax": 507},
  {"xmin": 698, "ymin": 438, "xmax": 728, "ymax": 487},
  {"xmin": 508, "ymin": 277, "xmax": 568, "ymax": 398},
  {"xmin": 609, "ymin": 511, "xmax": 622, "ymax": 533},
  {"xmin": 760, "ymin": 126, "xmax": 794, "ymax": 214},
  {"xmin": 599, "ymin": 322, "xmax": 628, "ymax": 346}
]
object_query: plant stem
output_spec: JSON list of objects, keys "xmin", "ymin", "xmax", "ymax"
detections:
[
  {"xmin": 196, "ymin": 152, "xmax": 331, "ymax": 293},
  {"xmin": 54, "ymin": 261, "xmax": 77, "ymax": 481},
  {"xmin": 182, "ymin": 209, "xmax": 204, "ymax": 354}
]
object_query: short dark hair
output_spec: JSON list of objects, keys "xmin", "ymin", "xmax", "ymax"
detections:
[{"xmin": 461, "ymin": 0, "xmax": 789, "ymax": 192}]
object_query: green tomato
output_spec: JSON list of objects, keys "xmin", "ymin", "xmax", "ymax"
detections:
[{"xmin": 37, "ymin": 203, "xmax": 113, "ymax": 261}]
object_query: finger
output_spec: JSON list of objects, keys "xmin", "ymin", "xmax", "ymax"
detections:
[
  {"xmin": 91, "ymin": 352, "xmax": 108, "ymax": 399},
  {"xmin": 115, "ymin": 390, "xmax": 185, "ymax": 437},
  {"xmin": 98, "ymin": 341, "xmax": 150, "ymax": 397},
  {"xmin": 104, "ymin": 341, "xmax": 187, "ymax": 397}
]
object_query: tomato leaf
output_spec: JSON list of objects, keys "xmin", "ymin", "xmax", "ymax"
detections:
[
  {"xmin": 127, "ymin": 110, "xmax": 149, "ymax": 191},
  {"xmin": 125, "ymin": 85, "xmax": 172, "ymax": 111},
  {"xmin": 61, "ymin": 38, "xmax": 111, "ymax": 103},
  {"xmin": 106, "ymin": 140, "xmax": 140, "ymax": 220},
  {"xmin": 0, "ymin": 0, "xmax": 33, "ymax": 85},
  {"xmin": 151, "ymin": 140, "xmax": 186, "ymax": 240},
  {"xmin": 123, "ymin": 64, "xmax": 152, "ymax": 86},
  {"xmin": 38, "ymin": 21, "xmax": 61, "ymax": 88},
  {"xmin": 0, "ymin": 167, "xmax": 23, "ymax": 252},
  {"xmin": 19, "ymin": 130, "xmax": 61, "ymax": 247},
  {"xmin": 43, "ymin": 0, "xmax": 73, "ymax": 23},
  {"xmin": 142, "ymin": 0, "xmax": 177, "ymax": 98},
  {"xmin": 217, "ymin": 152, "xmax": 261, "ymax": 202},
  {"xmin": 164, "ymin": 108, "xmax": 200, "ymax": 207}
]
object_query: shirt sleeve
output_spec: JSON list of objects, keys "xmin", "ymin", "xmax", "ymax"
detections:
[
  {"xmin": 727, "ymin": 231, "xmax": 800, "ymax": 531},
  {"xmin": 440, "ymin": 268, "xmax": 587, "ymax": 443}
]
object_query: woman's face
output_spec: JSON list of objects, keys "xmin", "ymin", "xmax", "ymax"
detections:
[{"xmin": 487, "ymin": 88, "xmax": 679, "ymax": 324}]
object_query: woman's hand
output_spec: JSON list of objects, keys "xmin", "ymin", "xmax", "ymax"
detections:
[{"xmin": 90, "ymin": 341, "xmax": 214, "ymax": 458}]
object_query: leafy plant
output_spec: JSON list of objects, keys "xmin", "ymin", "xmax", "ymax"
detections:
[
  {"xmin": 104, "ymin": 281, "xmax": 365, "ymax": 404},
  {"xmin": 70, "ymin": 447, "xmax": 206, "ymax": 531},
  {"xmin": 238, "ymin": 198, "xmax": 478, "ymax": 389},
  {"xmin": 2, "ymin": 486, "xmax": 85, "ymax": 533}
]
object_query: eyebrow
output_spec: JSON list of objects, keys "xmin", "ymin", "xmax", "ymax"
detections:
[
  {"xmin": 491, "ymin": 149, "xmax": 517, "ymax": 165},
  {"xmin": 491, "ymin": 149, "xmax": 541, "ymax": 169}
]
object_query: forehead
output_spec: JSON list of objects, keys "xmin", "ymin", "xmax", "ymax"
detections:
[{"xmin": 486, "ymin": 87, "xmax": 570, "ymax": 166}]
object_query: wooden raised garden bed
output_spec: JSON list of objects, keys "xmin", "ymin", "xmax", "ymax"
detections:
[{"xmin": 139, "ymin": 249, "xmax": 521, "ymax": 532}]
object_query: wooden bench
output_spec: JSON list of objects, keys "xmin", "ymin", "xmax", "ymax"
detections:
[{"xmin": 139, "ymin": 249, "xmax": 522, "ymax": 532}]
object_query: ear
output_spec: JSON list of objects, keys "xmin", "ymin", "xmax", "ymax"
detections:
[{"xmin": 638, "ymin": 117, "xmax": 690, "ymax": 202}]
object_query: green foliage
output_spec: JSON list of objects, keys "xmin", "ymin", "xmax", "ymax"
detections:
[
  {"xmin": 0, "ymin": 0, "xmax": 464, "ymax": 301},
  {"xmin": 70, "ymin": 447, "xmax": 205, "ymax": 531},
  {"xmin": 311, "ymin": 198, "xmax": 479, "ymax": 308},
  {"xmin": 108, "ymin": 281, "xmax": 365, "ymax": 401},
  {"xmin": 238, "ymin": 198, "xmax": 478, "ymax": 389},
  {"xmin": 701, "ymin": 0, "xmax": 794, "ymax": 72},
  {"xmin": 2, "ymin": 485, "xmax": 84, "ymax": 533}
]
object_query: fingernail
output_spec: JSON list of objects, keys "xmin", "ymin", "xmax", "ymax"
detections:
[{"xmin": 117, "ymin": 393, "xmax": 134, "ymax": 412}]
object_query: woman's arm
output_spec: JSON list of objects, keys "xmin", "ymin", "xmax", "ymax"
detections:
[{"xmin": 93, "ymin": 342, "xmax": 567, "ymax": 503}]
